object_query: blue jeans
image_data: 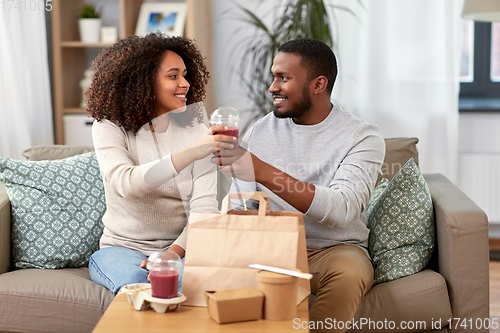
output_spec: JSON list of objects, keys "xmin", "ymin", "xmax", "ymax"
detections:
[{"xmin": 89, "ymin": 247, "xmax": 184, "ymax": 295}]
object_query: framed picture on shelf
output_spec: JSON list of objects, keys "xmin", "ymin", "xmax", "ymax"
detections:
[{"xmin": 135, "ymin": 2, "xmax": 187, "ymax": 37}]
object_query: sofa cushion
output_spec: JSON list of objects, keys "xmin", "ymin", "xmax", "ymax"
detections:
[
  {"xmin": 380, "ymin": 137, "xmax": 419, "ymax": 185},
  {"xmin": 0, "ymin": 268, "xmax": 113, "ymax": 333},
  {"xmin": 349, "ymin": 270, "xmax": 452, "ymax": 333},
  {"xmin": 0, "ymin": 152, "xmax": 105, "ymax": 269},
  {"xmin": 23, "ymin": 145, "xmax": 95, "ymax": 161},
  {"xmin": 368, "ymin": 158, "xmax": 435, "ymax": 285}
]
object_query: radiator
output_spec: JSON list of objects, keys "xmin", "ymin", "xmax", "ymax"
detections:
[{"xmin": 458, "ymin": 153, "xmax": 500, "ymax": 223}]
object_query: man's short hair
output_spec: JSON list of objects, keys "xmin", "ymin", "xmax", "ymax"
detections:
[{"xmin": 278, "ymin": 38, "xmax": 337, "ymax": 95}]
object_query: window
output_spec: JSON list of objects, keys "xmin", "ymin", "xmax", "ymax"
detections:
[
  {"xmin": 491, "ymin": 22, "xmax": 500, "ymax": 82},
  {"xmin": 460, "ymin": 20, "xmax": 500, "ymax": 99},
  {"xmin": 460, "ymin": 19, "xmax": 474, "ymax": 83}
]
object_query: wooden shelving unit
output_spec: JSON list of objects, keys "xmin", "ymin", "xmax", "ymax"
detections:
[
  {"xmin": 51, "ymin": 0, "xmax": 143, "ymax": 144},
  {"xmin": 51, "ymin": 0, "xmax": 212, "ymax": 144}
]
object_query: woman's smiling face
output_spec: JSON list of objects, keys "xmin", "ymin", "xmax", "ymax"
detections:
[{"xmin": 155, "ymin": 51, "xmax": 190, "ymax": 116}]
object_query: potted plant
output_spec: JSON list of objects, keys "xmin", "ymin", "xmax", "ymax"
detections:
[
  {"xmin": 226, "ymin": 0, "xmax": 363, "ymax": 133},
  {"xmin": 78, "ymin": 3, "xmax": 102, "ymax": 43}
]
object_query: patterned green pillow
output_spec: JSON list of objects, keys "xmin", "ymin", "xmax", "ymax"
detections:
[
  {"xmin": 368, "ymin": 158, "xmax": 435, "ymax": 285},
  {"xmin": 0, "ymin": 152, "xmax": 105, "ymax": 269},
  {"xmin": 366, "ymin": 178, "xmax": 389, "ymax": 218}
]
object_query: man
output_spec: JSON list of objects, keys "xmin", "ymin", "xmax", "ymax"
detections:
[{"xmin": 213, "ymin": 38, "xmax": 385, "ymax": 332}]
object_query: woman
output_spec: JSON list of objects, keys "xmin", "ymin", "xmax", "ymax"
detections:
[{"xmin": 86, "ymin": 32, "xmax": 234, "ymax": 295}]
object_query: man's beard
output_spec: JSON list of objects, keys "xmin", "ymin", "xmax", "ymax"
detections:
[{"xmin": 273, "ymin": 85, "xmax": 312, "ymax": 119}]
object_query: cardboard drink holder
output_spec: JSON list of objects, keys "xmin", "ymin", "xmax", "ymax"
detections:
[{"xmin": 120, "ymin": 283, "xmax": 186, "ymax": 313}]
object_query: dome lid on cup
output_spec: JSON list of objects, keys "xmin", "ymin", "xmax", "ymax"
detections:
[
  {"xmin": 209, "ymin": 107, "xmax": 240, "ymax": 127},
  {"xmin": 148, "ymin": 251, "xmax": 182, "ymax": 271}
]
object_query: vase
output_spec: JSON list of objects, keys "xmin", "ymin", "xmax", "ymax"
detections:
[
  {"xmin": 79, "ymin": 19, "xmax": 102, "ymax": 43},
  {"xmin": 80, "ymin": 70, "xmax": 95, "ymax": 109}
]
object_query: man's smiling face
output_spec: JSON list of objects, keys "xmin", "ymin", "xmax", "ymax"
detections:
[{"xmin": 269, "ymin": 51, "xmax": 313, "ymax": 121}]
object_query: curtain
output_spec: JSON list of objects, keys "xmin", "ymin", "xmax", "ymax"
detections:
[
  {"xmin": 0, "ymin": 9, "xmax": 54, "ymax": 160},
  {"xmin": 333, "ymin": 0, "xmax": 462, "ymax": 183}
]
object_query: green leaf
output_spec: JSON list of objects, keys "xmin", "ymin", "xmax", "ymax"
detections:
[
  {"xmin": 79, "ymin": 3, "xmax": 100, "ymax": 19},
  {"xmin": 233, "ymin": 3, "xmax": 270, "ymax": 33}
]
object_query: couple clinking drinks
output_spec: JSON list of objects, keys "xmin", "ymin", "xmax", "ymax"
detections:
[{"xmin": 86, "ymin": 32, "xmax": 385, "ymax": 333}]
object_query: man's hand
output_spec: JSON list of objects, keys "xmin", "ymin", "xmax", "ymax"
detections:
[
  {"xmin": 211, "ymin": 145, "xmax": 315, "ymax": 214},
  {"xmin": 211, "ymin": 146, "xmax": 259, "ymax": 182}
]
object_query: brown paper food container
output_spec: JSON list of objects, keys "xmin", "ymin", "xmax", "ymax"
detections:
[
  {"xmin": 205, "ymin": 287, "xmax": 264, "ymax": 324},
  {"xmin": 256, "ymin": 270, "xmax": 298, "ymax": 321}
]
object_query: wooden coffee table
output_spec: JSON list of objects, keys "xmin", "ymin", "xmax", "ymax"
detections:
[{"xmin": 92, "ymin": 294, "xmax": 310, "ymax": 332}]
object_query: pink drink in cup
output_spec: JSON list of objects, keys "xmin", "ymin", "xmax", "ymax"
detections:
[
  {"xmin": 213, "ymin": 127, "xmax": 239, "ymax": 141},
  {"xmin": 209, "ymin": 107, "xmax": 247, "ymax": 209},
  {"xmin": 150, "ymin": 270, "xmax": 179, "ymax": 299},
  {"xmin": 149, "ymin": 251, "xmax": 182, "ymax": 299},
  {"xmin": 210, "ymin": 107, "xmax": 240, "ymax": 145}
]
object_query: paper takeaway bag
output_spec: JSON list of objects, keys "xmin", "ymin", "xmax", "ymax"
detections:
[{"xmin": 183, "ymin": 192, "xmax": 310, "ymax": 307}]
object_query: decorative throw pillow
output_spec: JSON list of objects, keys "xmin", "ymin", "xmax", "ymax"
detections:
[
  {"xmin": 0, "ymin": 152, "xmax": 105, "ymax": 269},
  {"xmin": 365, "ymin": 178, "xmax": 389, "ymax": 218},
  {"xmin": 368, "ymin": 158, "xmax": 435, "ymax": 285}
]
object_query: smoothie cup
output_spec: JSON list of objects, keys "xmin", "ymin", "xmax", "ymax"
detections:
[
  {"xmin": 209, "ymin": 107, "xmax": 240, "ymax": 141},
  {"xmin": 149, "ymin": 251, "xmax": 182, "ymax": 299},
  {"xmin": 209, "ymin": 107, "xmax": 247, "ymax": 209}
]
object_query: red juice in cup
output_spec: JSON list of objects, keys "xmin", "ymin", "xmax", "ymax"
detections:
[
  {"xmin": 148, "ymin": 251, "xmax": 182, "ymax": 299},
  {"xmin": 214, "ymin": 127, "xmax": 239, "ymax": 141},
  {"xmin": 209, "ymin": 107, "xmax": 240, "ymax": 145},
  {"xmin": 150, "ymin": 269, "xmax": 179, "ymax": 299}
]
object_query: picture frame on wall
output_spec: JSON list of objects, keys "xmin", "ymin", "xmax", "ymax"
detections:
[{"xmin": 135, "ymin": 2, "xmax": 187, "ymax": 37}]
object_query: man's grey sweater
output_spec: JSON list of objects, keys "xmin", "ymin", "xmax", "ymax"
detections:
[{"xmin": 230, "ymin": 104, "xmax": 385, "ymax": 255}]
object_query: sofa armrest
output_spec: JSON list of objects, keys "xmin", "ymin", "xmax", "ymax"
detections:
[
  {"xmin": 424, "ymin": 174, "xmax": 489, "ymax": 328},
  {"xmin": 0, "ymin": 183, "xmax": 11, "ymax": 274}
]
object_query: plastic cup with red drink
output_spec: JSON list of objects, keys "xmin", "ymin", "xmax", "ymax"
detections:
[
  {"xmin": 209, "ymin": 107, "xmax": 240, "ymax": 142},
  {"xmin": 209, "ymin": 107, "xmax": 247, "ymax": 209},
  {"xmin": 149, "ymin": 251, "xmax": 183, "ymax": 299}
]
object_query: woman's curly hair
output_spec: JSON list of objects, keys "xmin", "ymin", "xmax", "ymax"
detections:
[{"xmin": 86, "ymin": 32, "xmax": 209, "ymax": 134}]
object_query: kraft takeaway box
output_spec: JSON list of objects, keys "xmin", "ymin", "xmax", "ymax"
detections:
[{"xmin": 205, "ymin": 288, "xmax": 264, "ymax": 324}]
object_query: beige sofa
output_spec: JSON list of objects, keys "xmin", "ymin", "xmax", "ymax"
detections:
[{"xmin": 0, "ymin": 140, "xmax": 489, "ymax": 333}]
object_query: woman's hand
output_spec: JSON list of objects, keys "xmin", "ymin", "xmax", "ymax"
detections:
[
  {"xmin": 139, "ymin": 259, "xmax": 151, "ymax": 282},
  {"xmin": 187, "ymin": 126, "xmax": 237, "ymax": 160},
  {"xmin": 171, "ymin": 126, "xmax": 237, "ymax": 172},
  {"xmin": 167, "ymin": 244, "xmax": 185, "ymax": 259},
  {"xmin": 139, "ymin": 246, "xmax": 185, "ymax": 283}
]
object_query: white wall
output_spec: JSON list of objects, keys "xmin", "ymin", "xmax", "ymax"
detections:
[
  {"xmin": 210, "ymin": 0, "xmax": 275, "ymax": 126},
  {"xmin": 459, "ymin": 113, "xmax": 500, "ymax": 153},
  {"xmin": 459, "ymin": 112, "xmax": 500, "ymax": 236}
]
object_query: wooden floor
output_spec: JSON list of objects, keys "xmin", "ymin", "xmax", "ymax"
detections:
[{"xmin": 490, "ymin": 240, "xmax": 500, "ymax": 333}]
